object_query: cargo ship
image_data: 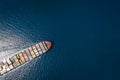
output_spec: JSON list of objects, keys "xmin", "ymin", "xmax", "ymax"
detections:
[{"xmin": 0, "ymin": 41, "xmax": 52, "ymax": 75}]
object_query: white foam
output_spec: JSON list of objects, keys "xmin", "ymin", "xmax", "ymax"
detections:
[{"xmin": 0, "ymin": 22, "xmax": 37, "ymax": 79}]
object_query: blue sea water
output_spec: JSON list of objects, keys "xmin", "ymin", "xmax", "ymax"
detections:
[{"xmin": 0, "ymin": 0, "xmax": 120, "ymax": 80}]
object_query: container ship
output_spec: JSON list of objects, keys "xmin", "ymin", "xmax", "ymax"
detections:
[{"xmin": 0, "ymin": 41, "xmax": 52, "ymax": 75}]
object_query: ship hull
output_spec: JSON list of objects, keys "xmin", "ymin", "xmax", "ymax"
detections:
[{"xmin": 0, "ymin": 41, "xmax": 52, "ymax": 75}]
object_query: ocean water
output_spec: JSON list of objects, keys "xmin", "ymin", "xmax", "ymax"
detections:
[{"xmin": 0, "ymin": 0, "xmax": 120, "ymax": 80}]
